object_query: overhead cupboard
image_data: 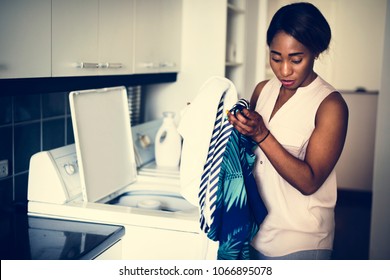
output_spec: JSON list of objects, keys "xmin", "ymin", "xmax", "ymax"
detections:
[
  {"xmin": 133, "ymin": 0, "xmax": 182, "ymax": 74},
  {"xmin": 0, "ymin": 0, "xmax": 182, "ymax": 79},
  {"xmin": 52, "ymin": 0, "xmax": 134, "ymax": 77},
  {"xmin": 0, "ymin": 0, "xmax": 51, "ymax": 79}
]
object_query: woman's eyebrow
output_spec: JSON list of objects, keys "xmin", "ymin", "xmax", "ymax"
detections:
[
  {"xmin": 270, "ymin": 50, "xmax": 281, "ymax": 55},
  {"xmin": 270, "ymin": 50, "xmax": 304, "ymax": 56}
]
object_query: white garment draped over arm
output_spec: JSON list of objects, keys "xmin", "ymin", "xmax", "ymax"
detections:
[{"xmin": 177, "ymin": 76, "xmax": 238, "ymax": 206}]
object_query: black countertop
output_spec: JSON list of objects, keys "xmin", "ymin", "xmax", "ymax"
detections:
[{"xmin": 0, "ymin": 205, "xmax": 124, "ymax": 260}]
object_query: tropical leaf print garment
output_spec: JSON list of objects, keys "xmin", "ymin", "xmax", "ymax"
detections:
[{"xmin": 199, "ymin": 98, "xmax": 267, "ymax": 260}]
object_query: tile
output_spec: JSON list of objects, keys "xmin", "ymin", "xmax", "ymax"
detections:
[
  {"xmin": 1, "ymin": 85, "xmax": 144, "ymax": 210},
  {"xmin": 0, "ymin": 126, "xmax": 13, "ymax": 176},
  {"xmin": 0, "ymin": 178, "xmax": 13, "ymax": 207},
  {"xmin": 66, "ymin": 117, "xmax": 75, "ymax": 145},
  {"xmin": 0, "ymin": 95, "xmax": 12, "ymax": 125},
  {"xmin": 14, "ymin": 173, "xmax": 28, "ymax": 203},
  {"xmin": 42, "ymin": 92, "xmax": 66, "ymax": 118},
  {"xmin": 13, "ymin": 94, "xmax": 40, "ymax": 123},
  {"xmin": 65, "ymin": 92, "xmax": 71, "ymax": 115},
  {"xmin": 43, "ymin": 119, "xmax": 65, "ymax": 150},
  {"xmin": 14, "ymin": 123, "xmax": 40, "ymax": 173}
]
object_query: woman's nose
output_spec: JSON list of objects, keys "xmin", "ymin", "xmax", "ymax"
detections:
[{"xmin": 281, "ymin": 62, "xmax": 292, "ymax": 77}]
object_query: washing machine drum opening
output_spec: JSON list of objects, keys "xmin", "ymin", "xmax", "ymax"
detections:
[{"xmin": 113, "ymin": 190, "xmax": 196, "ymax": 212}]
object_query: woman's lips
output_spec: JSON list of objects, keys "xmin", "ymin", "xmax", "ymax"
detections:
[{"xmin": 281, "ymin": 80, "xmax": 295, "ymax": 87}]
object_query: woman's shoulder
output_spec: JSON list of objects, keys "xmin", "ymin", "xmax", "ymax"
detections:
[
  {"xmin": 249, "ymin": 79, "xmax": 271, "ymax": 110},
  {"xmin": 256, "ymin": 79, "xmax": 271, "ymax": 91},
  {"xmin": 316, "ymin": 90, "xmax": 349, "ymax": 130},
  {"xmin": 315, "ymin": 77, "xmax": 348, "ymax": 114},
  {"xmin": 321, "ymin": 91, "xmax": 348, "ymax": 114}
]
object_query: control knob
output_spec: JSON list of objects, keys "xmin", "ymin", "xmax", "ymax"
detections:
[{"xmin": 64, "ymin": 163, "xmax": 76, "ymax": 175}]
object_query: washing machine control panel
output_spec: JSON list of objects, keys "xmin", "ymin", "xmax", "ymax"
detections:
[
  {"xmin": 54, "ymin": 152, "xmax": 81, "ymax": 200},
  {"xmin": 64, "ymin": 162, "xmax": 77, "ymax": 175},
  {"xmin": 28, "ymin": 144, "xmax": 83, "ymax": 204}
]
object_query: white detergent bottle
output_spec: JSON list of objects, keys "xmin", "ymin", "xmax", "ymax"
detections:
[{"xmin": 155, "ymin": 112, "xmax": 182, "ymax": 167}]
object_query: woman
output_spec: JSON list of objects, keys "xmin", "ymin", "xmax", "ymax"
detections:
[{"xmin": 228, "ymin": 2, "xmax": 349, "ymax": 260}]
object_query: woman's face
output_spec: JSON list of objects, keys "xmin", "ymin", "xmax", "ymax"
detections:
[{"xmin": 269, "ymin": 31, "xmax": 317, "ymax": 91}]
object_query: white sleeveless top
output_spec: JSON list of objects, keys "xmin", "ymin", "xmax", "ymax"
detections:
[{"xmin": 251, "ymin": 76, "xmax": 337, "ymax": 257}]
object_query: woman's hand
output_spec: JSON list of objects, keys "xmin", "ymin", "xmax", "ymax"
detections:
[{"xmin": 227, "ymin": 108, "xmax": 269, "ymax": 144}]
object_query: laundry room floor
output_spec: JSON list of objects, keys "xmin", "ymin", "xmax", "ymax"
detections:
[{"xmin": 333, "ymin": 189, "xmax": 372, "ymax": 260}]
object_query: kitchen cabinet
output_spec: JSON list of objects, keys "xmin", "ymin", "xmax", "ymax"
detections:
[
  {"xmin": 0, "ymin": 0, "xmax": 51, "ymax": 79},
  {"xmin": 133, "ymin": 0, "xmax": 182, "ymax": 74},
  {"xmin": 52, "ymin": 0, "xmax": 134, "ymax": 77},
  {"xmin": 225, "ymin": 0, "xmax": 246, "ymax": 96},
  {"xmin": 1, "ymin": 0, "xmax": 182, "ymax": 79}
]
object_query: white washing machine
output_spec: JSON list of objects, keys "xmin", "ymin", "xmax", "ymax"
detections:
[{"xmin": 27, "ymin": 86, "xmax": 204, "ymax": 260}]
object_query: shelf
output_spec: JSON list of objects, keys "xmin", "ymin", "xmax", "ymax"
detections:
[
  {"xmin": 225, "ymin": 61, "xmax": 244, "ymax": 67},
  {"xmin": 227, "ymin": 3, "xmax": 245, "ymax": 14},
  {"xmin": 225, "ymin": 0, "xmax": 246, "ymax": 95}
]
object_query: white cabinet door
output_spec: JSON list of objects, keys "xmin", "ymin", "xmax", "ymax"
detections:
[
  {"xmin": 0, "ymin": 0, "xmax": 51, "ymax": 79},
  {"xmin": 52, "ymin": 0, "xmax": 99, "ymax": 77},
  {"xmin": 52, "ymin": 0, "xmax": 134, "ymax": 77},
  {"xmin": 134, "ymin": 0, "xmax": 182, "ymax": 73},
  {"xmin": 98, "ymin": 0, "xmax": 134, "ymax": 75},
  {"xmin": 158, "ymin": 0, "xmax": 182, "ymax": 73}
]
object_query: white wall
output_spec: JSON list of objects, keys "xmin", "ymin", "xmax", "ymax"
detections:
[
  {"xmin": 143, "ymin": 0, "xmax": 227, "ymax": 122},
  {"xmin": 140, "ymin": 0, "xmax": 390, "ymax": 258},
  {"xmin": 143, "ymin": 0, "xmax": 267, "ymax": 121},
  {"xmin": 265, "ymin": 0, "xmax": 335, "ymax": 83},
  {"xmin": 336, "ymin": 92, "xmax": 378, "ymax": 191},
  {"xmin": 331, "ymin": 0, "xmax": 386, "ymax": 90},
  {"xmin": 263, "ymin": 0, "xmax": 387, "ymax": 191},
  {"xmin": 370, "ymin": 0, "xmax": 390, "ymax": 260},
  {"xmin": 265, "ymin": 0, "xmax": 387, "ymax": 91}
]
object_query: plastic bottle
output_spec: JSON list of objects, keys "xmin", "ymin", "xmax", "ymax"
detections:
[{"xmin": 155, "ymin": 112, "xmax": 182, "ymax": 167}]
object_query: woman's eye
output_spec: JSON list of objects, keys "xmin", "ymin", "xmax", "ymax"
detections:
[
  {"xmin": 271, "ymin": 58, "xmax": 281, "ymax": 63},
  {"xmin": 292, "ymin": 59, "xmax": 302, "ymax": 64}
]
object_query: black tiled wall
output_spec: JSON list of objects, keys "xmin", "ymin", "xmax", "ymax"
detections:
[
  {"xmin": 0, "ymin": 92, "xmax": 74, "ymax": 208},
  {"xmin": 0, "ymin": 85, "xmax": 143, "ymax": 210}
]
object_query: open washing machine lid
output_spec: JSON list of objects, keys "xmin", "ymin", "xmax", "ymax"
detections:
[{"xmin": 69, "ymin": 86, "xmax": 137, "ymax": 203}]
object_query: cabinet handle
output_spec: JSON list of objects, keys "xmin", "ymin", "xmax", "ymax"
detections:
[
  {"xmin": 99, "ymin": 62, "xmax": 123, "ymax": 69},
  {"xmin": 139, "ymin": 62, "xmax": 159, "ymax": 69},
  {"xmin": 159, "ymin": 62, "xmax": 176, "ymax": 68},
  {"xmin": 77, "ymin": 62, "xmax": 99, "ymax": 69}
]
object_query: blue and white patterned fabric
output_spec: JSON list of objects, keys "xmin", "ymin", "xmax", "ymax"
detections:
[{"xmin": 199, "ymin": 96, "xmax": 267, "ymax": 260}]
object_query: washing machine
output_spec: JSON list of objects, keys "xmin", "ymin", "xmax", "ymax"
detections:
[{"xmin": 27, "ymin": 86, "xmax": 204, "ymax": 260}]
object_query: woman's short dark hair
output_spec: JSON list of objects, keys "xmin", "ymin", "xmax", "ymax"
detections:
[{"xmin": 267, "ymin": 2, "xmax": 331, "ymax": 55}]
